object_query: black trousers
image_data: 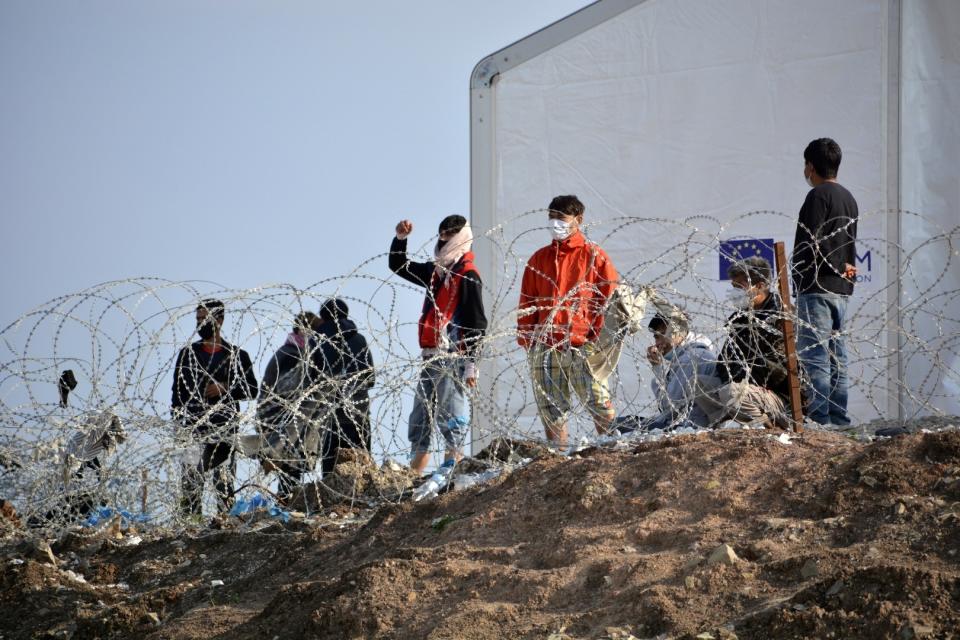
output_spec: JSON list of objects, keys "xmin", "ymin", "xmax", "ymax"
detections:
[
  {"xmin": 321, "ymin": 393, "xmax": 372, "ymax": 476},
  {"xmin": 180, "ymin": 441, "xmax": 235, "ymax": 516}
]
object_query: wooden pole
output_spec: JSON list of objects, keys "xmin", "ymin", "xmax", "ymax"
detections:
[{"xmin": 774, "ymin": 241, "xmax": 804, "ymax": 432}]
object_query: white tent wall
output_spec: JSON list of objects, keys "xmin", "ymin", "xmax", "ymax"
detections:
[
  {"xmin": 900, "ymin": 0, "xmax": 960, "ymax": 417},
  {"xmin": 470, "ymin": 0, "xmax": 958, "ymax": 448}
]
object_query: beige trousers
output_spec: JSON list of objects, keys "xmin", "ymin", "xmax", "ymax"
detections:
[{"xmin": 693, "ymin": 375, "xmax": 787, "ymax": 428}]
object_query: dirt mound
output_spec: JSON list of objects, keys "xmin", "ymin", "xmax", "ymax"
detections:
[
  {"xmin": 288, "ymin": 450, "xmax": 419, "ymax": 512},
  {"xmin": 1, "ymin": 429, "xmax": 958, "ymax": 639}
]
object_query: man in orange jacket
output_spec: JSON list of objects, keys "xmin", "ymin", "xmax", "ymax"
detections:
[{"xmin": 518, "ymin": 195, "xmax": 619, "ymax": 447}]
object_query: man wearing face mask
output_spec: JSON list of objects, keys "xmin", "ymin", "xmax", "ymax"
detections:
[
  {"xmin": 693, "ymin": 257, "xmax": 790, "ymax": 428},
  {"xmin": 792, "ymin": 138, "xmax": 858, "ymax": 427},
  {"xmin": 172, "ymin": 299, "xmax": 258, "ymax": 518},
  {"xmin": 389, "ymin": 215, "xmax": 487, "ymax": 474},
  {"xmin": 643, "ymin": 310, "xmax": 716, "ymax": 431},
  {"xmin": 518, "ymin": 195, "xmax": 619, "ymax": 447}
]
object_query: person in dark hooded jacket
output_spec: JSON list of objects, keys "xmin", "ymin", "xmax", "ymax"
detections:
[
  {"xmin": 311, "ymin": 299, "xmax": 375, "ymax": 476},
  {"xmin": 694, "ymin": 257, "xmax": 790, "ymax": 428}
]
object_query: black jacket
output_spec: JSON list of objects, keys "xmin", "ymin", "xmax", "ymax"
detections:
[
  {"xmin": 171, "ymin": 341, "xmax": 258, "ymax": 435},
  {"xmin": 311, "ymin": 317, "xmax": 375, "ymax": 396},
  {"xmin": 792, "ymin": 182, "xmax": 859, "ymax": 295},
  {"xmin": 388, "ymin": 236, "xmax": 487, "ymax": 358},
  {"xmin": 716, "ymin": 293, "xmax": 790, "ymax": 400}
]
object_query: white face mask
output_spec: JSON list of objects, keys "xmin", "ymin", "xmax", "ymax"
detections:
[
  {"xmin": 550, "ymin": 219, "xmax": 573, "ymax": 241},
  {"xmin": 725, "ymin": 287, "xmax": 754, "ymax": 310}
]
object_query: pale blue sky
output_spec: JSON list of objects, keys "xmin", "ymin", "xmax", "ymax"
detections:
[{"xmin": 0, "ymin": 0, "xmax": 588, "ymax": 327}]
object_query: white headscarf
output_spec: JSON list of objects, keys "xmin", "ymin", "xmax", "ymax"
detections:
[{"xmin": 434, "ymin": 224, "xmax": 474, "ymax": 270}]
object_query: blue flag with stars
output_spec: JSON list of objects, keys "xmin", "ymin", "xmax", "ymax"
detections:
[{"xmin": 719, "ymin": 238, "xmax": 776, "ymax": 280}]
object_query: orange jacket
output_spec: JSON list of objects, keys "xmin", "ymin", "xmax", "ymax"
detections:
[{"xmin": 517, "ymin": 230, "xmax": 618, "ymax": 349}]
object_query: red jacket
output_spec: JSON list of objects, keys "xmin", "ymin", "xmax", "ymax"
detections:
[
  {"xmin": 517, "ymin": 231, "xmax": 618, "ymax": 349},
  {"xmin": 419, "ymin": 253, "xmax": 477, "ymax": 350},
  {"xmin": 389, "ymin": 237, "xmax": 487, "ymax": 356}
]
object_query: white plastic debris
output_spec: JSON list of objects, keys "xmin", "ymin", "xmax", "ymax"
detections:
[
  {"xmin": 777, "ymin": 433, "xmax": 793, "ymax": 445},
  {"xmin": 62, "ymin": 569, "xmax": 88, "ymax": 584},
  {"xmin": 382, "ymin": 458, "xmax": 405, "ymax": 472},
  {"xmin": 413, "ymin": 459, "xmax": 456, "ymax": 502},
  {"xmin": 210, "ymin": 579, "xmax": 224, "ymax": 587},
  {"xmin": 122, "ymin": 535, "xmax": 143, "ymax": 547},
  {"xmin": 9, "ymin": 558, "xmax": 24, "ymax": 565},
  {"xmin": 453, "ymin": 468, "xmax": 502, "ymax": 491}
]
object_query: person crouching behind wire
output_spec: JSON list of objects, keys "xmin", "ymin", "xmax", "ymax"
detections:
[
  {"xmin": 692, "ymin": 258, "xmax": 791, "ymax": 429},
  {"xmin": 637, "ymin": 309, "xmax": 716, "ymax": 432}
]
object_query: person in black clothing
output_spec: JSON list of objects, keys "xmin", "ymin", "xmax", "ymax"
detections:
[
  {"xmin": 694, "ymin": 257, "xmax": 790, "ymax": 428},
  {"xmin": 256, "ymin": 311, "xmax": 319, "ymax": 504},
  {"xmin": 389, "ymin": 215, "xmax": 487, "ymax": 474},
  {"xmin": 792, "ymin": 137, "xmax": 858, "ymax": 426},
  {"xmin": 172, "ymin": 299, "xmax": 258, "ymax": 517},
  {"xmin": 311, "ymin": 298, "xmax": 376, "ymax": 476}
]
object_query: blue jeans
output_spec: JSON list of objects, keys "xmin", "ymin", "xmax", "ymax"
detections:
[
  {"xmin": 796, "ymin": 293, "xmax": 850, "ymax": 425},
  {"xmin": 408, "ymin": 356, "xmax": 470, "ymax": 456}
]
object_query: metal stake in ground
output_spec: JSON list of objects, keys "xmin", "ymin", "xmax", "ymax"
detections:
[{"xmin": 774, "ymin": 241, "xmax": 804, "ymax": 432}]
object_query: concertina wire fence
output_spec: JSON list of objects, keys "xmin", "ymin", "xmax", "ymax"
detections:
[{"xmin": 1, "ymin": 209, "xmax": 957, "ymax": 532}]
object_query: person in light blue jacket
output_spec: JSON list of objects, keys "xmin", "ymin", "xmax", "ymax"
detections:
[{"xmin": 643, "ymin": 309, "xmax": 717, "ymax": 431}]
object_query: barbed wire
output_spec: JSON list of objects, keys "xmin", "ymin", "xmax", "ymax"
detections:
[{"xmin": 1, "ymin": 209, "xmax": 957, "ymax": 533}]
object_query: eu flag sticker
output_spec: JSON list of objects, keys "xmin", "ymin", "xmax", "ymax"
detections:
[{"xmin": 719, "ymin": 238, "xmax": 776, "ymax": 280}]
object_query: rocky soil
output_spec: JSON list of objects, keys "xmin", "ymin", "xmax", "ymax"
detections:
[{"xmin": 2, "ymin": 427, "xmax": 959, "ymax": 639}]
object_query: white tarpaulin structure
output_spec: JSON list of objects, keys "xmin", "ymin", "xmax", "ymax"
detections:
[{"xmin": 469, "ymin": 0, "xmax": 960, "ymax": 443}]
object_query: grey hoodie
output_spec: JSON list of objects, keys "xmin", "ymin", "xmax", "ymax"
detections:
[{"xmin": 646, "ymin": 333, "xmax": 717, "ymax": 431}]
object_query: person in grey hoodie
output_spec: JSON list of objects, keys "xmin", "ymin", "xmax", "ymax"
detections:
[
  {"xmin": 643, "ymin": 310, "xmax": 717, "ymax": 431},
  {"xmin": 256, "ymin": 311, "xmax": 319, "ymax": 504}
]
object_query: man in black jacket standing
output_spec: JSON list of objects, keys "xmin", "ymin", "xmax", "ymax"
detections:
[
  {"xmin": 694, "ymin": 257, "xmax": 790, "ymax": 428},
  {"xmin": 312, "ymin": 298, "xmax": 376, "ymax": 476},
  {"xmin": 172, "ymin": 299, "xmax": 258, "ymax": 517},
  {"xmin": 792, "ymin": 138, "xmax": 858, "ymax": 426}
]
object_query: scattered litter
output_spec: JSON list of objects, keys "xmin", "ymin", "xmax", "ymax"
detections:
[
  {"xmin": 382, "ymin": 458, "xmax": 405, "ymax": 472},
  {"xmin": 62, "ymin": 569, "xmax": 87, "ymax": 584},
  {"xmin": 875, "ymin": 426, "xmax": 909, "ymax": 438},
  {"xmin": 413, "ymin": 460, "xmax": 455, "ymax": 502},
  {"xmin": 777, "ymin": 433, "xmax": 793, "ymax": 445},
  {"xmin": 229, "ymin": 493, "xmax": 291, "ymax": 523},
  {"xmin": 122, "ymin": 535, "xmax": 143, "ymax": 547},
  {"xmin": 9, "ymin": 558, "xmax": 24, "ymax": 565},
  {"xmin": 210, "ymin": 579, "xmax": 224, "ymax": 587},
  {"xmin": 453, "ymin": 468, "xmax": 501, "ymax": 491},
  {"xmin": 83, "ymin": 506, "xmax": 150, "ymax": 528}
]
